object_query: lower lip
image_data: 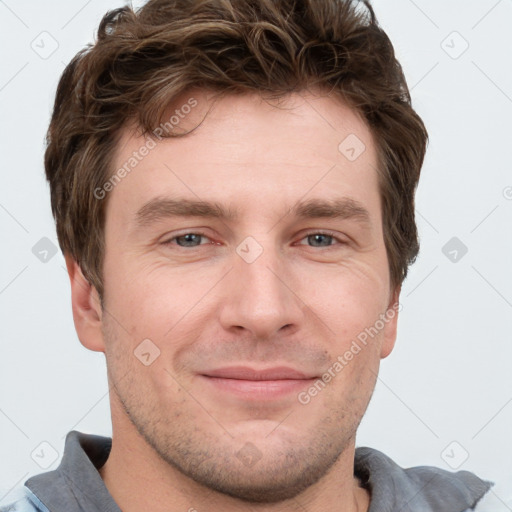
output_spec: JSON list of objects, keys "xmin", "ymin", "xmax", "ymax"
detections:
[{"xmin": 201, "ymin": 376, "xmax": 316, "ymax": 400}]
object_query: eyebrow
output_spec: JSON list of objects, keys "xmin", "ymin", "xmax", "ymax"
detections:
[
  {"xmin": 134, "ymin": 196, "xmax": 371, "ymax": 227},
  {"xmin": 135, "ymin": 198, "xmax": 238, "ymax": 226},
  {"xmin": 292, "ymin": 198, "xmax": 371, "ymax": 225}
]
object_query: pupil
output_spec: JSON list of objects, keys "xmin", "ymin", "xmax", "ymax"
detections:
[
  {"xmin": 309, "ymin": 234, "xmax": 331, "ymax": 247},
  {"xmin": 178, "ymin": 234, "xmax": 201, "ymax": 246}
]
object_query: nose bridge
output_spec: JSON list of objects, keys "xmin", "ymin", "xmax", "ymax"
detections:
[{"xmin": 219, "ymin": 237, "xmax": 302, "ymax": 337}]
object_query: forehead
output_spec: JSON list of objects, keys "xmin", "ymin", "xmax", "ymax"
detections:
[{"xmin": 106, "ymin": 89, "xmax": 380, "ymax": 224}]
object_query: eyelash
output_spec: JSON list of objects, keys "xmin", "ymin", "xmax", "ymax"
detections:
[{"xmin": 162, "ymin": 230, "xmax": 346, "ymax": 248}]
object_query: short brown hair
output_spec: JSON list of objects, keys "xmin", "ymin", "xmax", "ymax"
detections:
[{"xmin": 46, "ymin": 0, "xmax": 428, "ymax": 300}]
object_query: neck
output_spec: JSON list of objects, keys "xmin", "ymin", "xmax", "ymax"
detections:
[
  {"xmin": 98, "ymin": 386, "xmax": 371, "ymax": 512},
  {"xmin": 99, "ymin": 420, "xmax": 369, "ymax": 512}
]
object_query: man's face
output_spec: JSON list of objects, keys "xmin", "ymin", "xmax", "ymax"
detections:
[{"xmin": 96, "ymin": 90, "xmax": 398, "ymax": 502}]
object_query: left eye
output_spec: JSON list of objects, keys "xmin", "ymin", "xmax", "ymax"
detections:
[{"xmin": 297, "ymin": 233, "xmax": 339, "ymax": 247}]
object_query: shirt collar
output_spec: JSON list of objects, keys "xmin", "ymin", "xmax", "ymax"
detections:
[
  {"xmin": 25, "ymin": 431, "xmax": 120, "ymax": 512},
  {"xmin": 354, "ymin": 446, "xmax": 493, "ymax": 512}
]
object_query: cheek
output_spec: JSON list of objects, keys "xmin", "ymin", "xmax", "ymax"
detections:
[
  {"xmin": 105, "ymin": 257, "xmax": 212, "ymax": 333},
  {"xmin": 297, "ymin": 261, "xmax": 389, "ymax": 337}
]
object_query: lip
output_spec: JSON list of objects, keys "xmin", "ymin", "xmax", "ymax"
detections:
[
  {"xmin": 200, "ymin": 366, "xmax": 317, "ymax": 400},
  {"xmin": 202, "ymin": 366, "xmax": 314, "ymax": 380}
]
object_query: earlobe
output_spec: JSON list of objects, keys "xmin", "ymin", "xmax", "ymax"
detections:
[
  {"xmin": 380, "ymin": 285, "xmax": 401, "ymax": 359},
  {"xmin": 65, "ymin": 254, "xmax": 106, "ymax": 353}
]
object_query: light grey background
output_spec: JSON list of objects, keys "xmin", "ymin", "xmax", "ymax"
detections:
[{"xmin": 1, "ymin": 0, "xmax": 511, "ymax": 508}]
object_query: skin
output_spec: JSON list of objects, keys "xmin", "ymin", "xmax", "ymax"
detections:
[{"xmin": 66, "ymin": 88, "xmax": 400, "ymax": 512}]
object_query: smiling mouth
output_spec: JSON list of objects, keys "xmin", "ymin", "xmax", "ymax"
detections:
[{"xmin": 200, "ymin": 366, "xmax": 317, "ymax": 400}]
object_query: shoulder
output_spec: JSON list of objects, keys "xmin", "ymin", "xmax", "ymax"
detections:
[{"xmin": 0, "ymin": 487, "xmax": 49, "ymax": 512}]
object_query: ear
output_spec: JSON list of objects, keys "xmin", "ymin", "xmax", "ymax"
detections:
[
  {"xmin": 65, "ymin": 253, "xmax": 105, "ymax": 353},
  {"xmin": 380, "ymin": 285, "xmax": 401, "ymax": 359}
]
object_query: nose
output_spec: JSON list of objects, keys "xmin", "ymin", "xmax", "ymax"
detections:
[{"xmin": 218, "ymin": 241, "xmax": 304, "ymax": 340}]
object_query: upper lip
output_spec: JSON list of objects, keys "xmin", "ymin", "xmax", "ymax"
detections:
[{"xmin": 202, "ymin": 366, "xmax": 315, "ymax": 381}]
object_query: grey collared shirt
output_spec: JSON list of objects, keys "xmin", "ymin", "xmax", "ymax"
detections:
[{"xmin": 1, "ymin": 430, "xmax": 492, "ymax": 512}]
